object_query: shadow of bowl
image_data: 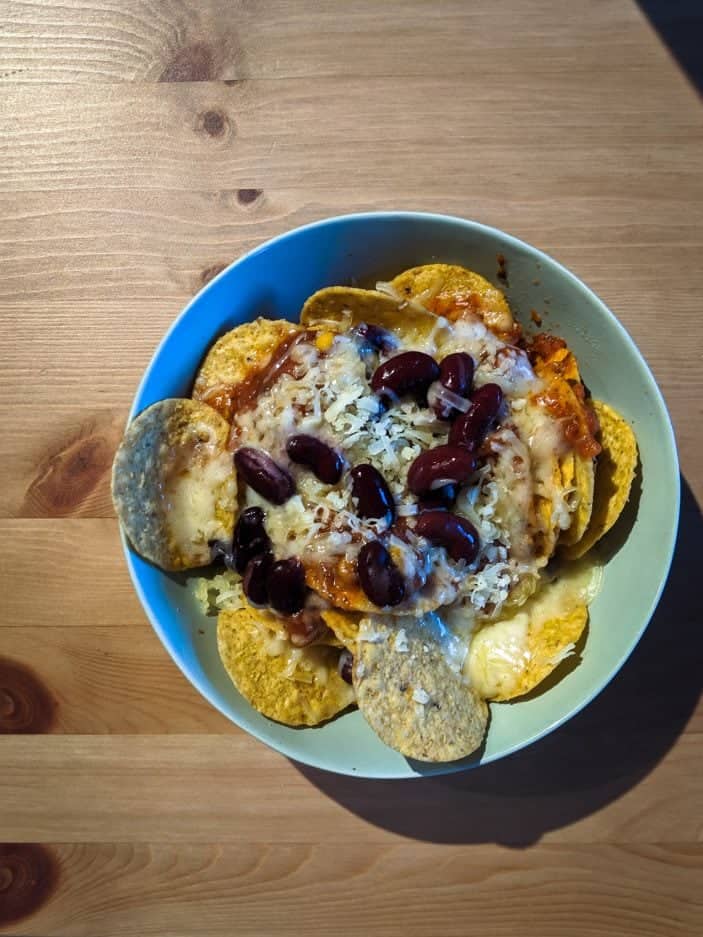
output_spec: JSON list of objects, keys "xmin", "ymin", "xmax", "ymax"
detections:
[{"xmin": 295, "ymin": 476, "xmax": 702, "ymax": 845}]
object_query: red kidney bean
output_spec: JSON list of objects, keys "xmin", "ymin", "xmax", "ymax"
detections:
[
  {"xmin": 415, "ymin": 510, "xmax": 480, "ymax": 564},
  {"xmin": 407, "ymin": 445, "xmax": 477, "ymax": 496},
  {"xmin": 371, "ymin": 351, "xmax": 439, "ymax": 405},
  {"xmin": 286, "ymin": 434, "xmax": 344, "ymax": 484},
  {"xmin": 449, "ymin": 383, "xmax": 504, "ymax": 450},
  {"xmin": 355, "ymin": 322, "xmax": 397, "ymax": 354},
  {"xmin": 234, "ymin": 447, "xmax": 295, "ymax": 504},
  {"xmin": 350, "ymin": 464, "xmax": 395, "ymax": 524},
  {"xmin": 357, "ymin": 540, "xmax": 406, "ymax": 607},
  {"xmin": 209, "ymin": 538, "xmax": 233, "ymax": 568},
  {"xmin": 433, "ymin": 352, "xmax": 475, "ymax": 419},
  {"xmin": 284, "ymin": 608, "xmax": 327, "ymax": 647},
  {"xmin": 242, "ymin": 552, "xmax": 272, "ymax": 606},
  {"xmin": 338, "ymin": 649, "xmax": 353, "ymax": 684},
  {"xmin": 231, "ymin": 506, "xmax": 271, "ymax": 574},
  {"xmin": 267, "ymin": 557, "xmax": 307, "ymax": 615},
  {"xmin": 418, "ymin": 483, "xmax": 457, "ymax": 510}
]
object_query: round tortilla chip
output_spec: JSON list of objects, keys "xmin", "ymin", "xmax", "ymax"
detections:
[
  {"xmin": 192, "ymin": 318, "xmax": 300, "ymax": 421},
  {"xmin": 469, "ymin": 606, "xmax": 588, "ymax": 702},
  {"xmin": 217, "ymin": 607, "xmax": 355, "ymax": 726},
  {"xmin": 562, "ymin": 401, "xmax": 638, "ymax": 560},
  {"xmin": 300, "ymin": 285, "xmax": 441, "ymax": 346},
  {"xmin": 559, "ymin": 452, "xmax": 595, "ymax": 546},
  {"xmin": 320, "ymin": 608, "xmax": 362, "ymax": 650},
  {"xmin": 111, "ymin": 399, "xmax": 236, "ymax": 571},
  {"xmin": 467, "ymin": 563, "xmax": 597, "ymax": 701},
  {"xmin": 390, "ymin": 264, "xmax": 520, "ymax": 343},
  {"xmin": 354, "ymin": 615, "xmax": 488, "ymax": 762}
]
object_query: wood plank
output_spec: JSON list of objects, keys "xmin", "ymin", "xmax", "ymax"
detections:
[
  {"xmin": 0, "ymin": 625, "xmax": 235, "ymax": 734},
  {"xmin": 0, "ymin": 0, "xmax": 688, "ymax": 87},
  {"xmin": 0, "ymin": 733, "xmax": 701, "ymax": 845},
  {"xmin": 8, "ymin": 842, "xmax": 703, "ymax": 937},
  {"xmin": 2, "ymin": 77, "xmax": 701, "ymax": 196},
  {"xmin": 0, "ymin": 520, "xmax": 143, "ymax": 624}
]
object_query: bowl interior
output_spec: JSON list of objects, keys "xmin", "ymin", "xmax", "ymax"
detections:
[{"xmin": 126, "ymin": 212, "xmax": 679, "ymax": 778}]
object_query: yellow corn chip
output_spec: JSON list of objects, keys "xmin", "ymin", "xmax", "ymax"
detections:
[
  {"xmin": 301, "ymin": 285, "xmax": 440, "ymax": 345},
  {"xmin": 559, "ymin": 454, "xmax": 595, "ymax": 546},
  {"xmin": 321, "ymin": 608, "xmax": 362, "ymax": 650},
  {"xmin": 562, "ymin": 401, "xmax": 638, "ymax": 559},
  {"xmin": 390, "ymin": 263, "xmax": 519, "ymax": 343},
  {"xmin": 467, "ymin": 560, "xmax": 599, "ymax": 700},
  {"xmin": 192, "ymin": 318, "xmax": 300, "ymax": 422},
  {"xmin": 217, "ymin": 607, "xmax": 355, "ymax": 726}
]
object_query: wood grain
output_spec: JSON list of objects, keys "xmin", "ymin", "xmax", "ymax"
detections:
[
  {"xmin": 0, "ymin": 732, "xmax": 701, "ymax": 845},
  {"xmin": 10, "ymin": 842, "xmax": 703, "ymax": 937},
  {"xmin": 1, "ymin": 1, "xmax": 702, "ymax": 935},
  {"xmin": 0, "ymin": 0, "xmax": 682, "ymax": 84}
]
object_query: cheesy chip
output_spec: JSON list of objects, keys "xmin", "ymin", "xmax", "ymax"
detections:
[
  {"xmin": 321, "ymin": 608, "xmax": 362, "ymax": 650},
  {"xmin": 301, "ymin": 285, "xmax": 441, "ymax": 346},
  {"xmin": 467, "ymin": 560, "xmax": 599, "ymax": 701},
  {"xmin": 111, "ymin": 400, "xmax": 236, "ymax": 571},
  {"xmin": 562, "ymin": 401, "xmax": 638, "ymax": 560},
  {"xmin": 559, "ymin": 452, "xmax": 596, "ymax": 546},
  {"xmin": 217, "ymin": 607, "xmax": 355, "ymax": 726},
  {"xmin": 390, "ymin": 263, "xmax": 520, "ymax": 343},
  {"xmin": 192, "ymin": 318, "xmax": 301, "ymax": 422}
]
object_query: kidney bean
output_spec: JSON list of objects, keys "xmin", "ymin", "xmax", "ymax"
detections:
[
  {"xmin": 338, "ymin": 649, "xmax": 353, "ymax": 684},
  {"xmin": 284, "ymin": 608, "xmax": 327, "ymax": 647},
  {"xmin": 415, "ymin": 510, "xmax": 480, "ymax": 564},
  {"xmin": 371, "ymin": 351, "xmax": 439, "ymax": 405},
  {"xmin": 357, "ymin": 540, "xmax": 406, "ymax": 607},
  {"xmin": 234, "ymin": 447, "xmax": 295, "ymax": 504},
  {"xmin": 449, "ymin": 383, "xmax": 504, "ymax": 450},
  {"xmin": 242, "ymin": 552, "xmax": 272, "ymax": 606},
  {"xmin": 286, "ymin": 434, "xmax": 344, "ymax": 484},
  {"xmin": 407, "ymin": 445, "xmax": 477, "ymax": 496},
  {"xmin": 350, "ymin": 464, "xmax": 395, "ymax": 524},
  {"xmin": 355, "ymin": 322, "xmax": 397, "ymax": 354},
  {"xmin": 267, "ymin": 557, "xmax": 307, "ymax": 615},
  {"xmin": 209, "ymin": 538, "xmax": 234, "ymax": 568},
  {"xmin": 418, "ymin": 483, "xmax": 457, "ymax": 510},
  {"xmin": 231, "ymin": 506, "xmax": 271, "ymax": 574},
  {"xmin": 433, "ymin": 352, "xmax": 475, "ymax": 419}
]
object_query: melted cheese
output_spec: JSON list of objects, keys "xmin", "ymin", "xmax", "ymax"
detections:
[
  {"xmin": 164, "ymin": 447, "xmax": 234, "ymax": 565},
  {"xmin": 231, "ymin": 310, "xmax": 581, "ymax": 615},
  {"xmin": 465, "ymin": 558, "xmax": 602, "ymax": 697}
]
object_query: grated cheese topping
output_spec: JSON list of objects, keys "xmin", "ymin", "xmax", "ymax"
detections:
[{"xmin": 229, "ymin": 309, "xmax": 575, "ymax": 617}]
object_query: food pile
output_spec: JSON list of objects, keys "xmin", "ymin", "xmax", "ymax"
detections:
[{"xmin": 112, "ymin": 264, "xmax": 637, "ymax": 761}]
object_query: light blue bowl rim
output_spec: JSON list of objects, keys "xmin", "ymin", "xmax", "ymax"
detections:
[{"xmin": 121, "ymin": 211, "xmax": 680, "ymax": 778}]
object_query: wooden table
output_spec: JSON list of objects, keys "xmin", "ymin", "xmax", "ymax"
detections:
[{"xmin": 2, "ymin": 2, "xmax": 702, "ymax": 934}]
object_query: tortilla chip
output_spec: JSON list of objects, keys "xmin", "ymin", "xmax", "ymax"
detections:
[
  {"xmin": 468, "ymin": 570, "xmax": 591, "ymax": 701},
  {"xmin": 192, "ymin": 318, "xmax": 300, "ymax": 422},
  {"xmin": 300, "ymin": 285, "xmax": 442, "ymax": 346},
  {"xmin": 559, "ymin": 454, "xmax": 595, "ymax": 546},
  {"xmin": 111, "ymin": 399, "xmax": 236, "ymax": 571},
  {"xmin": 306, "ymin": 561, "xmax": 376, "ymax": 614},
  {"xmin": 562, "ymin": 401, "xmax": 638, "ymax": 559},
  {"xmin": 354, "ymin": 615, "xmax": 488, "ymax": 762},
  {"xmin": 321, "ymin": 608, "xmax": 362, "ymax": 650},
  {"xmin": 529, "ymin": 335, "xmax": 601, "ymax": 464},
  {"xmin": 217, "ymin": 607, "xmax": 355, "ymax": 726},
  {"xmin": 390, "ymin": 263, "xmax": 520, "ymax": 343}
]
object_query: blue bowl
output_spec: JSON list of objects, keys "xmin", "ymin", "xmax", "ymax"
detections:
[{"xmin": 124, "ymin": 212, "xmax": 679, "ymax": 778}]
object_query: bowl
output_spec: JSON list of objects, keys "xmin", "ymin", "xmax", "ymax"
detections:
[{"xmin": 123, "ymin": 212, "xmax": 679, "ymax": 778}]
